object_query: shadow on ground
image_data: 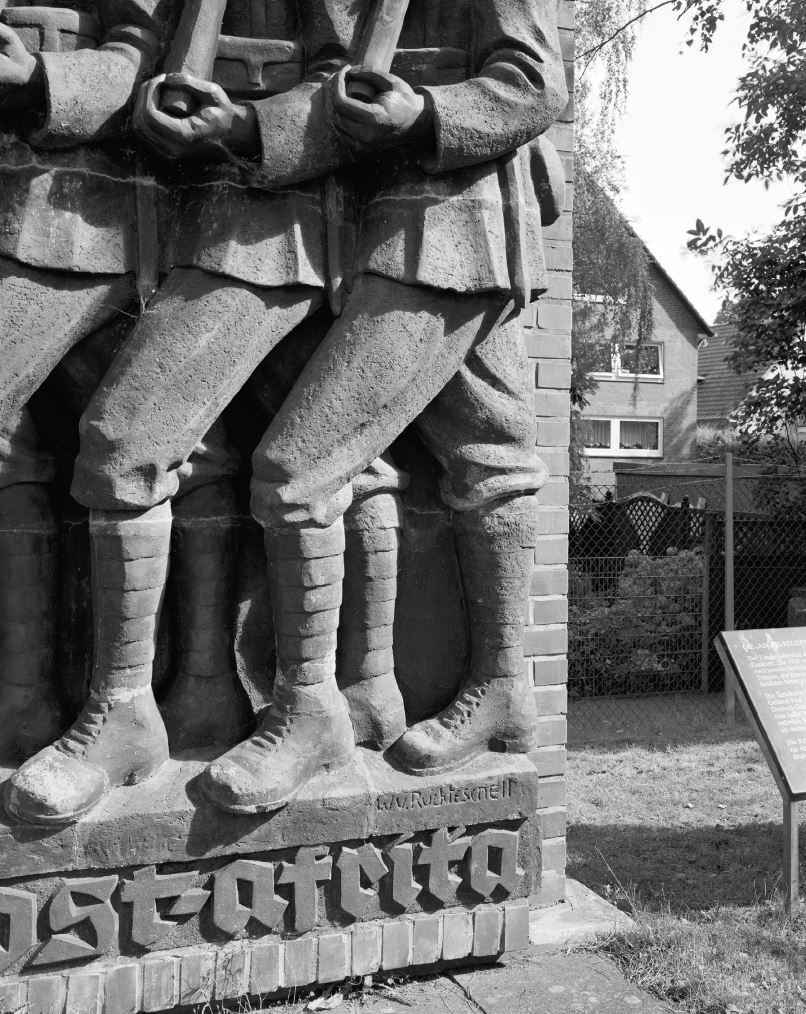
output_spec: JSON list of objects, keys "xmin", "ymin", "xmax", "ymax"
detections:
[{"xmin": 569, "ymin": 820, "xmax": 789, "ymax": 913}]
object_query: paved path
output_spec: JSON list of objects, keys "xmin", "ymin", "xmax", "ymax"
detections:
[{"xmin": 281, "ymin": 949, "xmax": 671, "ymax": 1013}]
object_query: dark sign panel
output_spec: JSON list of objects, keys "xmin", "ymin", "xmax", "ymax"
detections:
[{"xmin": 717, "ymin": 628, "xmax": 806, "ymax": 800}]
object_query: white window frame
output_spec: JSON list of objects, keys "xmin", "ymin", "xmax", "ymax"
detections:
[
  {"xmin": 581, "ymin": 417, "xmax": 664, "ymax": 458},
  {"xmin": 589, "ymin": 342, "xmax": 664, "ymax": 382}
]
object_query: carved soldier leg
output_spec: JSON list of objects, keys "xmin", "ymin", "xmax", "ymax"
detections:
[
  {"xmin": 0, "ymin": 259, "xmax": 136, "ymax": 767},
  {"xmin": 5, "ymin": 504, "xmax": 172, "ymax": 824},
  {"xmin": 392, "ymin": 497, "xmax": 539, "ymax": 773},
  {"xmin": 391, "ymin": 314, "xmax": 546, "ymax": 773},
  {"xmin": 0, "ymin": 483, "xmax": 62, "ymax": 761},
  {"xmin": 201, "ymin": 275, "xmax": 512, "ymax": 813},
  {"xmin": 338, "ymin": 487, "xmax": 407, "ymax": 749},
  {"xmin": 161, "ymin": 479, "xmax": 254, "ymax": 750},
  {"xmin": 201, "ymin": 519, "xmax": 355, "ymax": 813},
  {"xmin": 4, "ymin": 269, "xmax": 325, "ymax": 822}
]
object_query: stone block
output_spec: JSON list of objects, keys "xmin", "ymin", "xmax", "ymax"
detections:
[
  {"xmin": 542, "ymin": 836, "xmax": 568, "ymax": 874},
  {"xmin": 215, "ymin": 946, "xmax": 249, "ymax": 1000},
  {"xmin": 537, "ymin": 301, "xmax": 573, "ymax": 333},
  {"xmin": 533, "ymin": 535, "xmax": 569, "ymax": 566},
  {"xmin": 523, "ymin": 624, "xmax": 568, "ymax": 657},
  {"xmin": 536, "ymin": 506, "xmax": 569, "ymax": 536},
  {"xmin": 529, "ymin": 594, "xmax": 568, "ymax": 625},
  {"xmin": 536, "ymin": 416, "xmax": 570, "ymax": 447},
  {"xmin": 558, "ymin": 1, "xmax": 574, "ymax": 30},
  {"xmin": 541, "ymin": 806, "xmax": 567, "ymax": 840},
  {"xmin": 534, "ymin": 684, "xmax": 567, "ymax": 716},
  {"xmin": 284, "ymin": 937, "xmax": 317, "ymax": 988},
  {"xmin": 382, "ymin": 920, "xmax": 411, "ymax": 971},
  {"xmin": 544, "ymin": 241, "xmax": 573, "ymax": 272},
  {"xmin": 317, "ymin": 933, "xmax": 350, "ymax": 984},
  {"xmin": 531, "ymin": 655, "xmax": 568, "ymax": 687},
  {"xmin": 530, "ymin": 566, "xmax": 568, "ymax": 596},
  {"xmin": 530, "ymin": 745, "xmax": 566, "ymax": 779},
  {"xmin": 65, "ymin": 972, "xmax": 103, "ymax": 1014},
  {"xmin": 534, "ymin": 871, "xmax": 566, "ymax": 908},
  {"xmin": 541, "ymin": 214, "xmax": 573, "ymax": 243},
  {"xmin": 0, "ymin": 981, "xmax": 24, "ymax": 1014},
  {"xmin": 534, "ymin": 715, "xmax": 566, "ymax": 748},
  {"xmin": 536, "ymin": 360, "xmax": 572, "ymax": 391},
  {"xmin": 538, "ymin": 478, "xmax": 569, "ymax": 508},
  {"xmin": 411, "ymin": 914, "xmax": 441, "ymax": 966},
  {"xmin": 537, "ymin": 776, "xmax": 567, "ymax": 809},
  {"xmin": 442, "ymin": 910, "xmax": 473, "ymax": 961},
  {"xmin": 103, "ymin": 964, "xmax": 140, "ymax": 1014},
  {"xmin": 27, "ymin": 977, "xmax": 65, "ymax": 1014},
  {"xmin": 536, "ymin": 447, "xmax": 570, "ymax": 478},
  {"xmin": 543, "ymin": 270, "xmax": 573, "ymax": 301},
  {"xmin": 525, "ymin": 329, "xmax": 572, "ymax": 360},
  {"xmin": 534, "ymin": 388, "xmax": 569, "ymax": 419},
  {"xmin": 351, "ymin": 923, "xmax": 382, "ymax": 977},
  {"xmin": 503, "ymin": 900, "xmax": 531, "ymax": 951},
  {"xmin": 140, "ymin": 956, "xmax": 179, "ymax": 1013},
  {"xmin": 179, "ymin": 949, "xmax": 216, "ymax": 1007},
  {"xmin": 473, "ymin": 907, "xmax": 503, "ymax": 957},
  {"xmin": 248, "ymin": 942, "xmax": 281, "ymax": 996}
]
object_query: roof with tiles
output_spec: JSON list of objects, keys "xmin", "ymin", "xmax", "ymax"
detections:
[{"xmin": 697, "ymin": 322, "xmax": 763, "ymax": 425}]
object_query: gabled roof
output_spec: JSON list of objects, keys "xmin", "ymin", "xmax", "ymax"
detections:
[
  {"xmin": 645, "ymin": 250, "xmax": 715, "ymax": 339},
  {"xmin": 697, "ymin": 323, "xmax": 763, "ymax": 424}
]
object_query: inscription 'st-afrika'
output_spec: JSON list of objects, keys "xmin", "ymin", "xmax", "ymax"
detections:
[{"xmin": 0, "ymin": 0, "xmax": 570, "ymax": 1006}]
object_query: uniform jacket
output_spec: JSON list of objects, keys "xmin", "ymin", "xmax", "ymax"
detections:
[
  {"xmin": 0, "ymin": 0, "xmax": 176, "ymax": 275},
  {"xmin": 248, "ymin": 0, "xmax": 567, "ymax": 303},
  {"xmin": 164, "ymin": 0, "xmax": 359, "ymax": 291}
]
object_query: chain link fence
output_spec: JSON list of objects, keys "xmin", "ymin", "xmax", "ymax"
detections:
[{"xmin": 568, "ymin": 462, "xmax": 806, "ymax": 742}]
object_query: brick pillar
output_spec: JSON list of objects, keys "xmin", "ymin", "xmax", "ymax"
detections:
[{"xmin": 524, "ymin": 0, "xmax": 573, "ymax": 908}]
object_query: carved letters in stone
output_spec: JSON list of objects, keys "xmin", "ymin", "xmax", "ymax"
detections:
[
  {"xmin": 468, "ymin": 830, "xmax": 524, "ymax": 899},
  {"xmin": 277, "ymin": 846, "xmax": 333, "ymax": 933},
  {"xmin": 120, "ymin": 867, "xmax": 211, "ymax": 948},
  {"xmin": 212, "ymin": 859, "xmax": 288, "ymax": 935},
  {"xmin": 416, "ymin": 828, "xmax": 471, "ymax": 905},
  {"xmin": 0, "ymin": 888, "xmax": 36, "ymax": 974},
  {"xmin": 33, "ymin": 876, "xmax": 119, "ymax": 967},
  {"xmin": 335, "ymin": 843, "xmax": 388, "ymax": 920},
  {"xmin": 387, "ymin": 841, "xmax": 423, "ymax": 911}
]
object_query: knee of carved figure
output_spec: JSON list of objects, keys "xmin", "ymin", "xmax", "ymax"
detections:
[
  {"xmin": 72, "ymin": 415, "xmax": 171, "ymax": 512},
  {"xmin": 250, "ymin": 446, "xmax": 353, "ymax": 530}
]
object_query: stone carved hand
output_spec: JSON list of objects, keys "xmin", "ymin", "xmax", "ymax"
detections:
[
  {"xmin": 0, "ymin": 24, "xmax": 42, "ymax": 110},
  {"xmin": 331, "ymin": 66, "xmax": 433, "ymax": 155},
  {"xmin": 134, "ymin": 72, "xmax": 258, "ymax": 161}
]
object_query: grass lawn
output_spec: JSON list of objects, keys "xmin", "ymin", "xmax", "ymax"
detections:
[{"xmin": 567, "ymin": 695, "xmax": 806, "ymax": 1014}]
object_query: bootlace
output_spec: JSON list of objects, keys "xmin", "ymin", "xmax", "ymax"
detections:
[
  {"xmin": 56, "ymin": 696, "xmax": 112, "ymax": 757},
  {"xmin": 441, "ymin": 684, "xmax": 488, "ymax": 731},
  {"xmin": 249, "ymin": 708, "xmax": 296, "ymax": 752}
]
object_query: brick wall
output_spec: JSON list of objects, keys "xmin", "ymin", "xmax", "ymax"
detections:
[{"xmin": 522, "ymin": 0, "xmax": 573, "ymax": 908}]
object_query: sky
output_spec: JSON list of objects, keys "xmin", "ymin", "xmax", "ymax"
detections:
[{"xmin": 613, "ymin": 0, "xmax": 794, "ymax": 325}]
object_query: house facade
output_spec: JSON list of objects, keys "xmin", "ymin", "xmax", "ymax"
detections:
[{"xmin": 580, "ymin": 258, "xmax": 713, "ymax": 487}]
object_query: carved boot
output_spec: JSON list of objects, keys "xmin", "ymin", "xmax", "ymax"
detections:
[
  {"xmin": 160, "ymin": 482, "xmax": 253, "ymax": 751},
  {"xmin": 338, "ymin": 492, "xmax": 407, "ymax": 749},
  {"xmin": 201, "ymin": 519, "xmax": 355, "ymax": 814},
  {"xmin": 5, "ymin": 504, "xmax": 171, "ymax": 825},
  {"xmin": 0, "ymin": 484, "xmax": 63, "ymax": 762},
  {"xmin": 391, "ymin": 496, "xmax": 539, "ymax": 775}
]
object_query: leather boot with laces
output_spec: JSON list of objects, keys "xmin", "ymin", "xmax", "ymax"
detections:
[
  {"xmin": 0, "ymin": 485, "xmax": 63, "ymax": 762},
  {"xmin": 391, "ymin": 496, "xmax": 539, "ymax": 774},
  {"xmin": 4, "ymin": 505, "xmax": 171, "ymax": 825},
  {"xmin": 5, "ymin": 686, "xmax": 167, "ymax": 825},
  {"xmin": 160, "ymin": 483, "xmax": 254, "ymax": 751},
  {"xmin": 338, "ymin": 491, "xmax": 406, "ymax": 749},
  {"xmin": 201, "ymin": 679, "xmax": 354, "ymax": 813},
  {"xmin": 202, "ymin": 520, "xmax": 356, "ymax": 813}
]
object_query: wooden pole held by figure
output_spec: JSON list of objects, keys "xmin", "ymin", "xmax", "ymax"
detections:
[{"xmin": 161, "ymin": 0, "xmax": 228, "ymax": 117}]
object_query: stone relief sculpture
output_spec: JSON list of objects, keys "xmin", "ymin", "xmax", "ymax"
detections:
[{"xmin": 0, "ymin": 0, "xmax": 571, "ymax": 1005}]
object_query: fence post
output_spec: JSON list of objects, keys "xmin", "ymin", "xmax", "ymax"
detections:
[
  {"xmin": 700, "ymin": 512, "xmax": 711, "ymax": 693},
  {"xmin": 725, "ymin": 452, "xmax": 736, "ymax": 723}
]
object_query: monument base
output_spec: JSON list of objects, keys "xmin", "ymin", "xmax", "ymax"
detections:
[{"xmin": 0, "ymin": 750, "xmax": 545, "ymax": 1013}]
